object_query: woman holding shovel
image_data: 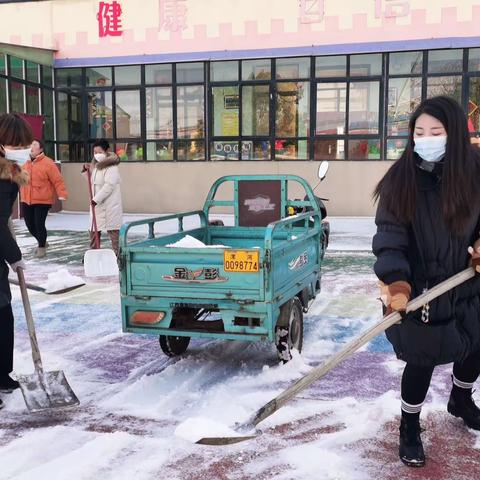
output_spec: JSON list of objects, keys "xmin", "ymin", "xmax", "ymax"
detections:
[
  {"xmin": 373, "ymin": 96, "xmax": 480, "ymax": 467},
  {"xmin": 82, "ymin": 139, "xmax": 123, "ymax": 256},
  {"xmin": 0, "ymin": 113, "xmax": 32, "ymax": 407}
]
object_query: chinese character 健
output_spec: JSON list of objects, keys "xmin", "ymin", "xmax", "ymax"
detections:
[{"xmin": 97, "ymin": 1, "xmax": 123, "ymax": 37}]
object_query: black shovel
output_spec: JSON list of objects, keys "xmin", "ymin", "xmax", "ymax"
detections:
[
  {"xmin": 9, "ymin": 276, "xmax": 85, "ymax": 295},
  {"xmin": 196, "ymin": 267, "xmax": 476, "ymax": 445},
  {"xmin": 16, "ymin": 268, "xmax": 80, "ymax": 413}
]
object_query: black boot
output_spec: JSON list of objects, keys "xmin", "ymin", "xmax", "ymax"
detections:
[
  {"xmin": 447, "ymin": 386, "xmax": 480, "ymax": 430},
  {"xmin": 0, "ymin": 398, "xmax": 4, "ymax": 410},
  {"xmin": 399, "ymin": 417, "xmax": 425, "ymax": 467},
  {"xmin": 0, "ymin": 375, "xmax": 20, "ymax": 393}
]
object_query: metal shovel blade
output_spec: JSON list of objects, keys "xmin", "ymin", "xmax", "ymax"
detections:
[
  {"xmin": 196, "ymin": 434, "xmax": 258, "ymax": 445},
  {"xmin": 18, "ymin": 370, "xmax": 80, "ymax": 413},
  {"xmin": 84, "ymin": 248, "xmax": 119, "ymax": 277}
]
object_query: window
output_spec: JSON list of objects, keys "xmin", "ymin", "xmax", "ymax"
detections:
[
  {"xmin": 387, "ymin": 77, "xmax": 421, "ymax": 136},
  {"xmin": 349, "ymin": 81, "xmax": 380, "ymax": 134},
  {"xmin": 145, "ymin": 64, "xmax": 172, "ymax": 84},
  {"xmin": 146, "ymin": 87, "xmax": 173, "ymax": 139},
  {"xmin": 212, "ymin": 86, "xmax": 239, "ymax": 137},
  {"xmin": 86, "ymin": 67, "xmax": 112, "ymax": 87},
  {"xmin": 87, "ymin": 91, "xmax": 113, "ymax": 139},
  {"xmin": 25, "ymin": 61, "xmax": 39, "ymax": 83},
  {"xmin": 176, "ymin": 85, "xmax": 204, "ymax": 160},
  {"xmin": 428, "ymin": 49, "xmax": 463, "ymax": 74},
  {"xmin": 26, "ymin": 86, "xmax": 39, "ymax": 114},
  {"xmin": 389, "ymin": 51, "xmax": 423, "ymax": 75},
  {"xmin": 47, "ymin": 48, "xmax": 480, "ymax": 162},
  {"xmin": 315, "ymin": 56, "xmax": 347, "ymax": 77},
  {"xmin": 211, "ymin": 61, "xmax": 238, "ymax": 82},
  {"xmin": 242, "ymin": 85, "xmax": 269, "ymax": 136},
  {"xmin": 0, "ymin": 79, "xmax": 6, "ymax": 114},
  {"xmin": 9, "ymin": 56, "xmax": 23, "ymax": 79},
  {"xmin": 426, "ymin": 76, "xmax": 462, "ymax": 101},
  {"xmin": 276, "ymin": 57, "xmax": 310, "ymax": 79},
  {"xmin": 316, "ymin": 82, "xmax": 346, "ymax": 135},
  {"xmin": 350, "ymin": 54, "xmax": 382, "ymax": 76},
  {"xmin": 242, "ymin": 59, "xmax": 271, "ymax": 80},
  {"xmin": 115, "ymin": 90, "xmax": 141, "ymax": 138},
  {"xmin": 10, "ymin": 81, "xmax": 24, "ymax": 112},
  {"xmin": 56, "ymin": 68, "xmax": 82, "ymax": 89},
  {"xmin": 468, "ymin": 78, "xmax": 480, "ymax": 133}
]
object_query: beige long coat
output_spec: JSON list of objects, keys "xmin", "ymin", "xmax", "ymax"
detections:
[{"xmin": 89, "ymin": 154, "xmax": 123, "ymax": 231}]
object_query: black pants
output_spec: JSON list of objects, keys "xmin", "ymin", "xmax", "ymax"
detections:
[
  {"xmin": 22, "ymin": 203, "xmax": 51, "ymax": 248},
  {"xmin": 0, "ymin": 304, "xmax": 14, "ymax": 375},
  {"xmin": 402, "ymin": 349, "xmax": 480, "ymax": 407}
]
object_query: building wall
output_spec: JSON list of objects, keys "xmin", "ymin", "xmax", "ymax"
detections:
[
  {"xmin": 0, "ymin": 1, "xmax": 477, "ymax": 216},
  {"xmin": 61, "ymin": 160, "xmax": 391, "ymax": 215},
  {"xmin": 0, "ymin": 1, "xmax": 479, "ymax": 64}
]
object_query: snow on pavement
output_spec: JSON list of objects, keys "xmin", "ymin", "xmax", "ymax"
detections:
[{"xmin": 1, "ymin": 213, "xmax": 479, "ymax": 480}]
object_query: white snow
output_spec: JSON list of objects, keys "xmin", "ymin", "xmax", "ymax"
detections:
[
  {"xmin": 166, "ymin": 234, "xmax": 226, "ymax": 248},
  {"xmin": 5, "ymin": 212, "xmax": 475, "ymax": 479},
  {"xmin": 41, "ymin": 268, "xmax": 85, "ymax": 294}
]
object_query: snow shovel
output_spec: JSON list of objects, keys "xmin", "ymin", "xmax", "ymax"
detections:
[
  {"xmin": 83, "ymin": 168, "xmax": 118, "ymax": 277},
  {"xmin": 196, "ymin": 267, "xmax": 476, "ymax": 445},
  {"xmin": 16, "ymin": 268, "xmax": 80, "ymax": 413},
  {"xmin": 9, "ymin": 276, "xmax": 85, "ymax": 295}
]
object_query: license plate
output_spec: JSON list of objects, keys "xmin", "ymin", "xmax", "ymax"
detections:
[{"xmin": 224, "ymin": 250, "xmax": 260, "ymax": 272}]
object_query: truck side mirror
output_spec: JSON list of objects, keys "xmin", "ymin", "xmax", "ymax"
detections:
[{"xmin": 318, "ymin": 161, "xmax": 329, "ymax": 181}]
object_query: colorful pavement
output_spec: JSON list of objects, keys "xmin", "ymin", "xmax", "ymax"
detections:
[{"xmin": 1, "ymin": 224, "xmax": 479, "ymax": 479}]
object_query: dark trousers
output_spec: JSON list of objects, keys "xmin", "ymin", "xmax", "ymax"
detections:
[
  {"xmin": 22, "ymin": 203, "xmax": 51, "ymax": 248},
  {"xmin": 0, "ymin": 304, "xmax": 14, "ymax": 375},
  {"xmin": 402, "ymin": 349, "xmax": 480, "ymax": 406},
  {"xmin": 89, "ymin": 230, "xmax": 120, "ymax": 256}
]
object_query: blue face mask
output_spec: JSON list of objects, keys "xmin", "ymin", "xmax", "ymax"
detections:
[
  {"xmin": 413, "ymin": 136, "xmax": 447, "ymax": 163},
  {"xmin": 4, "ymin": 147, "xmax": 32, "ymax": 166}
]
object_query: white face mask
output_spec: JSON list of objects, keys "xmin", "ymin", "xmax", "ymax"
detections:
[
  {"xmin": 413, "ymin": 136, "xmax": 447, "ymax": 163},
  {"xmin": 94, "ymin": 153, "xmax": 107, "ymax": 162},
  {"xmin": 4, "ymin": 147, "xmax": 32, "ymax": 166}
]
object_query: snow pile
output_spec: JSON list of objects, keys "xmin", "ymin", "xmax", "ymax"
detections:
[
  {"xmin": 166, "ymin": 235, "xmax": 226, "ymax": 248},
  {"xmin": 41, "ymin": 268, "xmax": 84, "ymax": 293},
  {"xmin": 174, "ymin": 416, "xmax": 245, "ymax": 443}
]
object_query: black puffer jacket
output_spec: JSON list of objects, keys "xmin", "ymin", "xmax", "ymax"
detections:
[
  {"xmin": 373, "ymin": 162, "xmax": 480, "ymax": 366},
  {"xmin": 0, "ymin": 158, "xmax": 26, "ymax": 308}
]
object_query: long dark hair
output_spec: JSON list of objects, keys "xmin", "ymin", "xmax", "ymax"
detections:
[{"xmin": 373, "ymin": 96, "xmax": 480, "ymax": 233}]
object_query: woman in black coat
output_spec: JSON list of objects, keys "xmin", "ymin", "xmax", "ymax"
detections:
[
  {"xmin": 373, "ymin": 96, "xmax": 480, "ymax": 468},
  {"xmin": 0, "ymin": 113, "xmax": 32, "ymax": 409}
]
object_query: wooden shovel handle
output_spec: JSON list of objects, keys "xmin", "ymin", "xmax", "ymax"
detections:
[
  {"xmin": 246, "ymin": 267, "xmax": 476, "ymax": 428},
  {"xmin": 16, "ymin": 268, "xmax": 44, "ymax": 375}
]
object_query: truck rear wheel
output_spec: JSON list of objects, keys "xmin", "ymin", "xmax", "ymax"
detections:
[
  {"xmin": 159, "ymin": 335, "xmax": 190, "ymax": 356},
  {"xmin": 275, "ymin": 297, "xmax": 303, "ymax": 363}
]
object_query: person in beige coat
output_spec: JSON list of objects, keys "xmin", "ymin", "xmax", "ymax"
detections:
[{"xmin": 83, "ymin": 139, "xmax": 123, "ymax": 256}]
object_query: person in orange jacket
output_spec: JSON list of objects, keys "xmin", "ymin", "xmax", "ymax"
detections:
[{"xmin": 20, "ymin": 140, "xmax": 68, "ymax": 258}]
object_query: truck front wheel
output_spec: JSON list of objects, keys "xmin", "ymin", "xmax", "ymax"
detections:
[
  {"xmin": 159, "ymin": 335, "xmax": 190, "ymax": 356},
  {"xmin": 275, "ymin": 297, "xmax": 303, "ymax": 363}
]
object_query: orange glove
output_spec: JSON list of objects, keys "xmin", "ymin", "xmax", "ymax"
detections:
[
  {"xmin": 468, "ymin": 238, "xmax": 480, "ymax": 273},
  {"xmin": 379, "ymin": 280, "xmax": 411, "ymax": 315}
]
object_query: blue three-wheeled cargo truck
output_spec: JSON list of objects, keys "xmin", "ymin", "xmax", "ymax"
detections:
[{"xmin": 119, "ymin": 164, "xmax": 329, "ymax": 362}]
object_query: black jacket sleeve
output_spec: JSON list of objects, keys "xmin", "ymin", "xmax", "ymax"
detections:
[
  {"xmin": 0, "ymin": 221, "xmax": 21, "ymax": 265},
  {"xmin": 372, "ymin": 195, "xmax": 411, "ymax": 284},
  {"xmin": 0, "ymin": 181, "xmax": 22, "ymax": 265}
]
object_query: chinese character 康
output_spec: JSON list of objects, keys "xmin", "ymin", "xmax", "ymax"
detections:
[{"xmin": 160, "ymin": 0, "xmax": 188, "ymax": 32}]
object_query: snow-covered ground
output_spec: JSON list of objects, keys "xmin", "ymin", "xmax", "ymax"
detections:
[{"xmin": 1, "ymin": 213, "xmax": 479, "ymax": 480}]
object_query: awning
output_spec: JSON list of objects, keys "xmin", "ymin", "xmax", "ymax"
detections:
[{"xmin": 0, "ymin": 42, "xmax": 56, "ymax": 66}]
